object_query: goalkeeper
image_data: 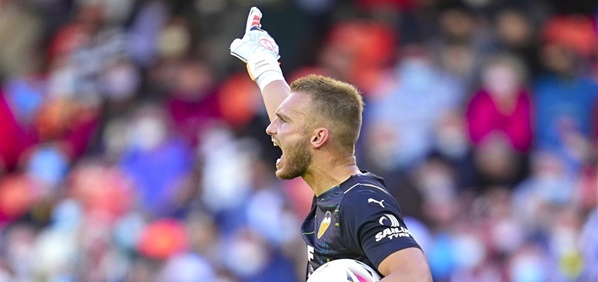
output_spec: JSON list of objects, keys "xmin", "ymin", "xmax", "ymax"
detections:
[{"xmin": 230, "ymin": 7, "xmax": 432, "ymax": 282}]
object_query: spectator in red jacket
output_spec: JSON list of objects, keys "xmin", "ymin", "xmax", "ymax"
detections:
[{"xmin": 466, "ymin": 53, "xmax": 533, "ymax": 153}]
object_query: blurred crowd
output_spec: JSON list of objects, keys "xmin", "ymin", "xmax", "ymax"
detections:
[{"xmin": 0, "ymin": 0, "xmax": 597, "ymax": 281}]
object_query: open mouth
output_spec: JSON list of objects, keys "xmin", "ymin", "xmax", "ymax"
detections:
[{"xmin": 272, "ymin": 139, "xmax": 284, "ymax": 169}]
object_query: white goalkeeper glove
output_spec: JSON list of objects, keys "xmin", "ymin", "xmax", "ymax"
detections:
[{"xmin": 230, "ymin": 7, "xmax": 284, "ymax": 90}]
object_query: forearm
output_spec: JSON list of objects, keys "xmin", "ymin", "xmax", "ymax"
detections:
[
  {"xmin": 378, "ymin": 248, "xmax": 432, "ymax": 282},
  {"xmin": 261, "ymin": 80, "xmax": 290, "ymax": 121},
  {"xmin": 229, "ymin": 6, "xmax": 287, "ymax": 122}
]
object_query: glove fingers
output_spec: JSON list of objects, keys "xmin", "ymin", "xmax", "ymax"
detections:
[
  {"xmin": 230, "ymin": 38, "xmax": 243, "ymax": 50},
  {"xmin": 229, "ymin": 38, "xmax": 248, "ymax": 63},
  {"xmin": 245, "ymin": 7, "xmax": 262, "ymax": 33}
]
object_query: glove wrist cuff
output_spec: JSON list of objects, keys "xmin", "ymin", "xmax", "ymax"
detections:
[
  {"xmin": 247, "ymin": 54, "xmax": 284, "ymax": 90},
  {"xmin": 256, "ymin": 71, "xmax": 285, "ymax": 91}
]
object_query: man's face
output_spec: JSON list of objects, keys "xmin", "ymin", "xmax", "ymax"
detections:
[{"xmin": 266, "ymin": 93, "xmax": 313, "ymax": 179}]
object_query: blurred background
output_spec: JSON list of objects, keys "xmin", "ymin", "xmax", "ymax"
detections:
[{"xmin": 0, "ymin": 0, "xmax": 597, "ymax": 281}]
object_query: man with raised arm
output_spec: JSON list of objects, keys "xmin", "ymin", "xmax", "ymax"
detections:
[{"xmin": 229, "ymin": 7, "xmax": 432, "ymax": 281}]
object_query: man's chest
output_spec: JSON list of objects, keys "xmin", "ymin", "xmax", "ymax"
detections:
[
  {"xmin": 302, "ymin": 205, "xmax": 358, "ymax": 260},
  {"xmin": 303, "ymin": 206, "xmax": 341, "ymax": 242}
]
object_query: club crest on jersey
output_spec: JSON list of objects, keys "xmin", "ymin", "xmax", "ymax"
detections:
[{"xmin": 317, "ymin": 211, "xmax": 332, "ymax": 239}]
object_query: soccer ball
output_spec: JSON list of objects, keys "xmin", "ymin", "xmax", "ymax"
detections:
[{"xmin": 307, "ymin": 259, "xmax": 381, "ymax": 282}]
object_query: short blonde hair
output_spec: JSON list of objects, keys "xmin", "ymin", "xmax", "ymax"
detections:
[{"xmin": 290, "ymin": 75, "xmax": 364, "ymax": 152}]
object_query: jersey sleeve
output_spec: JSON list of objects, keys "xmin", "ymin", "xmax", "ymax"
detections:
[{"xmin": 341, "ymin": 185, "xmax": 421, "ymax": 268}]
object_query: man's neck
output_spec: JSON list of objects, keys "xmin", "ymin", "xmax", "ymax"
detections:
[{"xmin": 302, "ymin": 155, "xmax": 362, "ymax": 197}]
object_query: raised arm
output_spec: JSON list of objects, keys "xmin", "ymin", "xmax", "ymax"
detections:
[{"xmin": 229, "ymin": 7, "xmax": 290, "ymax": 122}]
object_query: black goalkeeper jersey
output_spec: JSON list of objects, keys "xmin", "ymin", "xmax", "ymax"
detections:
[{"xmin": 301, "ymin": 171, "xmax": 421, "ymax": 279}]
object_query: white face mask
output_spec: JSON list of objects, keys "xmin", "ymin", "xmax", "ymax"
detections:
[
  {"xmin": 436, "ymin": 125, "xmax": 468, "ymax": 158},
  {"xmin": 419, "ymin": 168, "xmax": 456, "ymax": 204},
  {"xmin": 483, "ymin": 64, "xmax": 519, "ymax": 98},
  {"xmin": 102, "ymin": 61, "xmax": 139, "ymax": 101},
  {"xmin": 452, "ymin": 233, "xmax": 486, "ymax": 269},
  {"xmin": 128, "ymin": 116, "xmax": 166, "ymax": 151},
  {"xmin": 225, "ymin": 236, "xmax": 268, "ymax": 276},
  {"xmin": 509, "ymin": 250, "xmax": 548, "ymax": 282}
]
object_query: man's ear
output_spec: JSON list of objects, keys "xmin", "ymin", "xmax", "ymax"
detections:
[{"xmin": 310, "ymin": 128, "xmax": 329, "ymax": 149}]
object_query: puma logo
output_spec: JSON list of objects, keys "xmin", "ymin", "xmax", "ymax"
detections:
[{"xmin": 368, "ymin": 198, "xmax": 385, "ymax": 208}]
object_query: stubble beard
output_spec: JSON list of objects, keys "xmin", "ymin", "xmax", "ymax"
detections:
[{"xmin": 276, "ymin": 138, "xmax": 312, "ymax": 180}]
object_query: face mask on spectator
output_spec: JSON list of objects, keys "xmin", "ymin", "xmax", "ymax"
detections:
[
  {"xmin": 483, "ymin": 63, "xmax": 519, "ymax": 98},
  {"xmin": 128, "ymin": 116, "xmax": 166, "ymax": 151},
  {"xmin": 101, "ymin": 60, "xmax": 139, "ymax": 101},
  {"xmin": 509, "ymin": 249, "xmax": 548, "ymax": 282},
  {"xmin": 225, "ymin": 234, "xmax": 268, "ymax": 276}
]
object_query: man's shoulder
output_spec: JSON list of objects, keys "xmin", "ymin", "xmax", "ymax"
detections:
[{"xmin": 338, "ymin": 172, "xmax": 392, "ymax": 205}]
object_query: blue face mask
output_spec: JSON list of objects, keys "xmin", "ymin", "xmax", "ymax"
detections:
[
  {"xmin": 6, "ymin": 77, "xmax": 44, "ymax": 123},
  {"xmin": 510, "ymin": 253, "xmax": 548, "ymax": 282},
  {"xmin": 27, "ymin": 145, "xmax": 69, "ymax": 187},
  {"xmin": 535, "ymin": 177, "xmax": 572, "ymax": 204},
  {"xmin": 400, "ymin": 59, "xmax": 436, "ymax": 90},
  {"xmin": 127, "ymin": 117, "xmax": 166, "ymax": 151},
  {"xmin": 51, "ymin": 199, "xmax": 82, "ymax": 231}
]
